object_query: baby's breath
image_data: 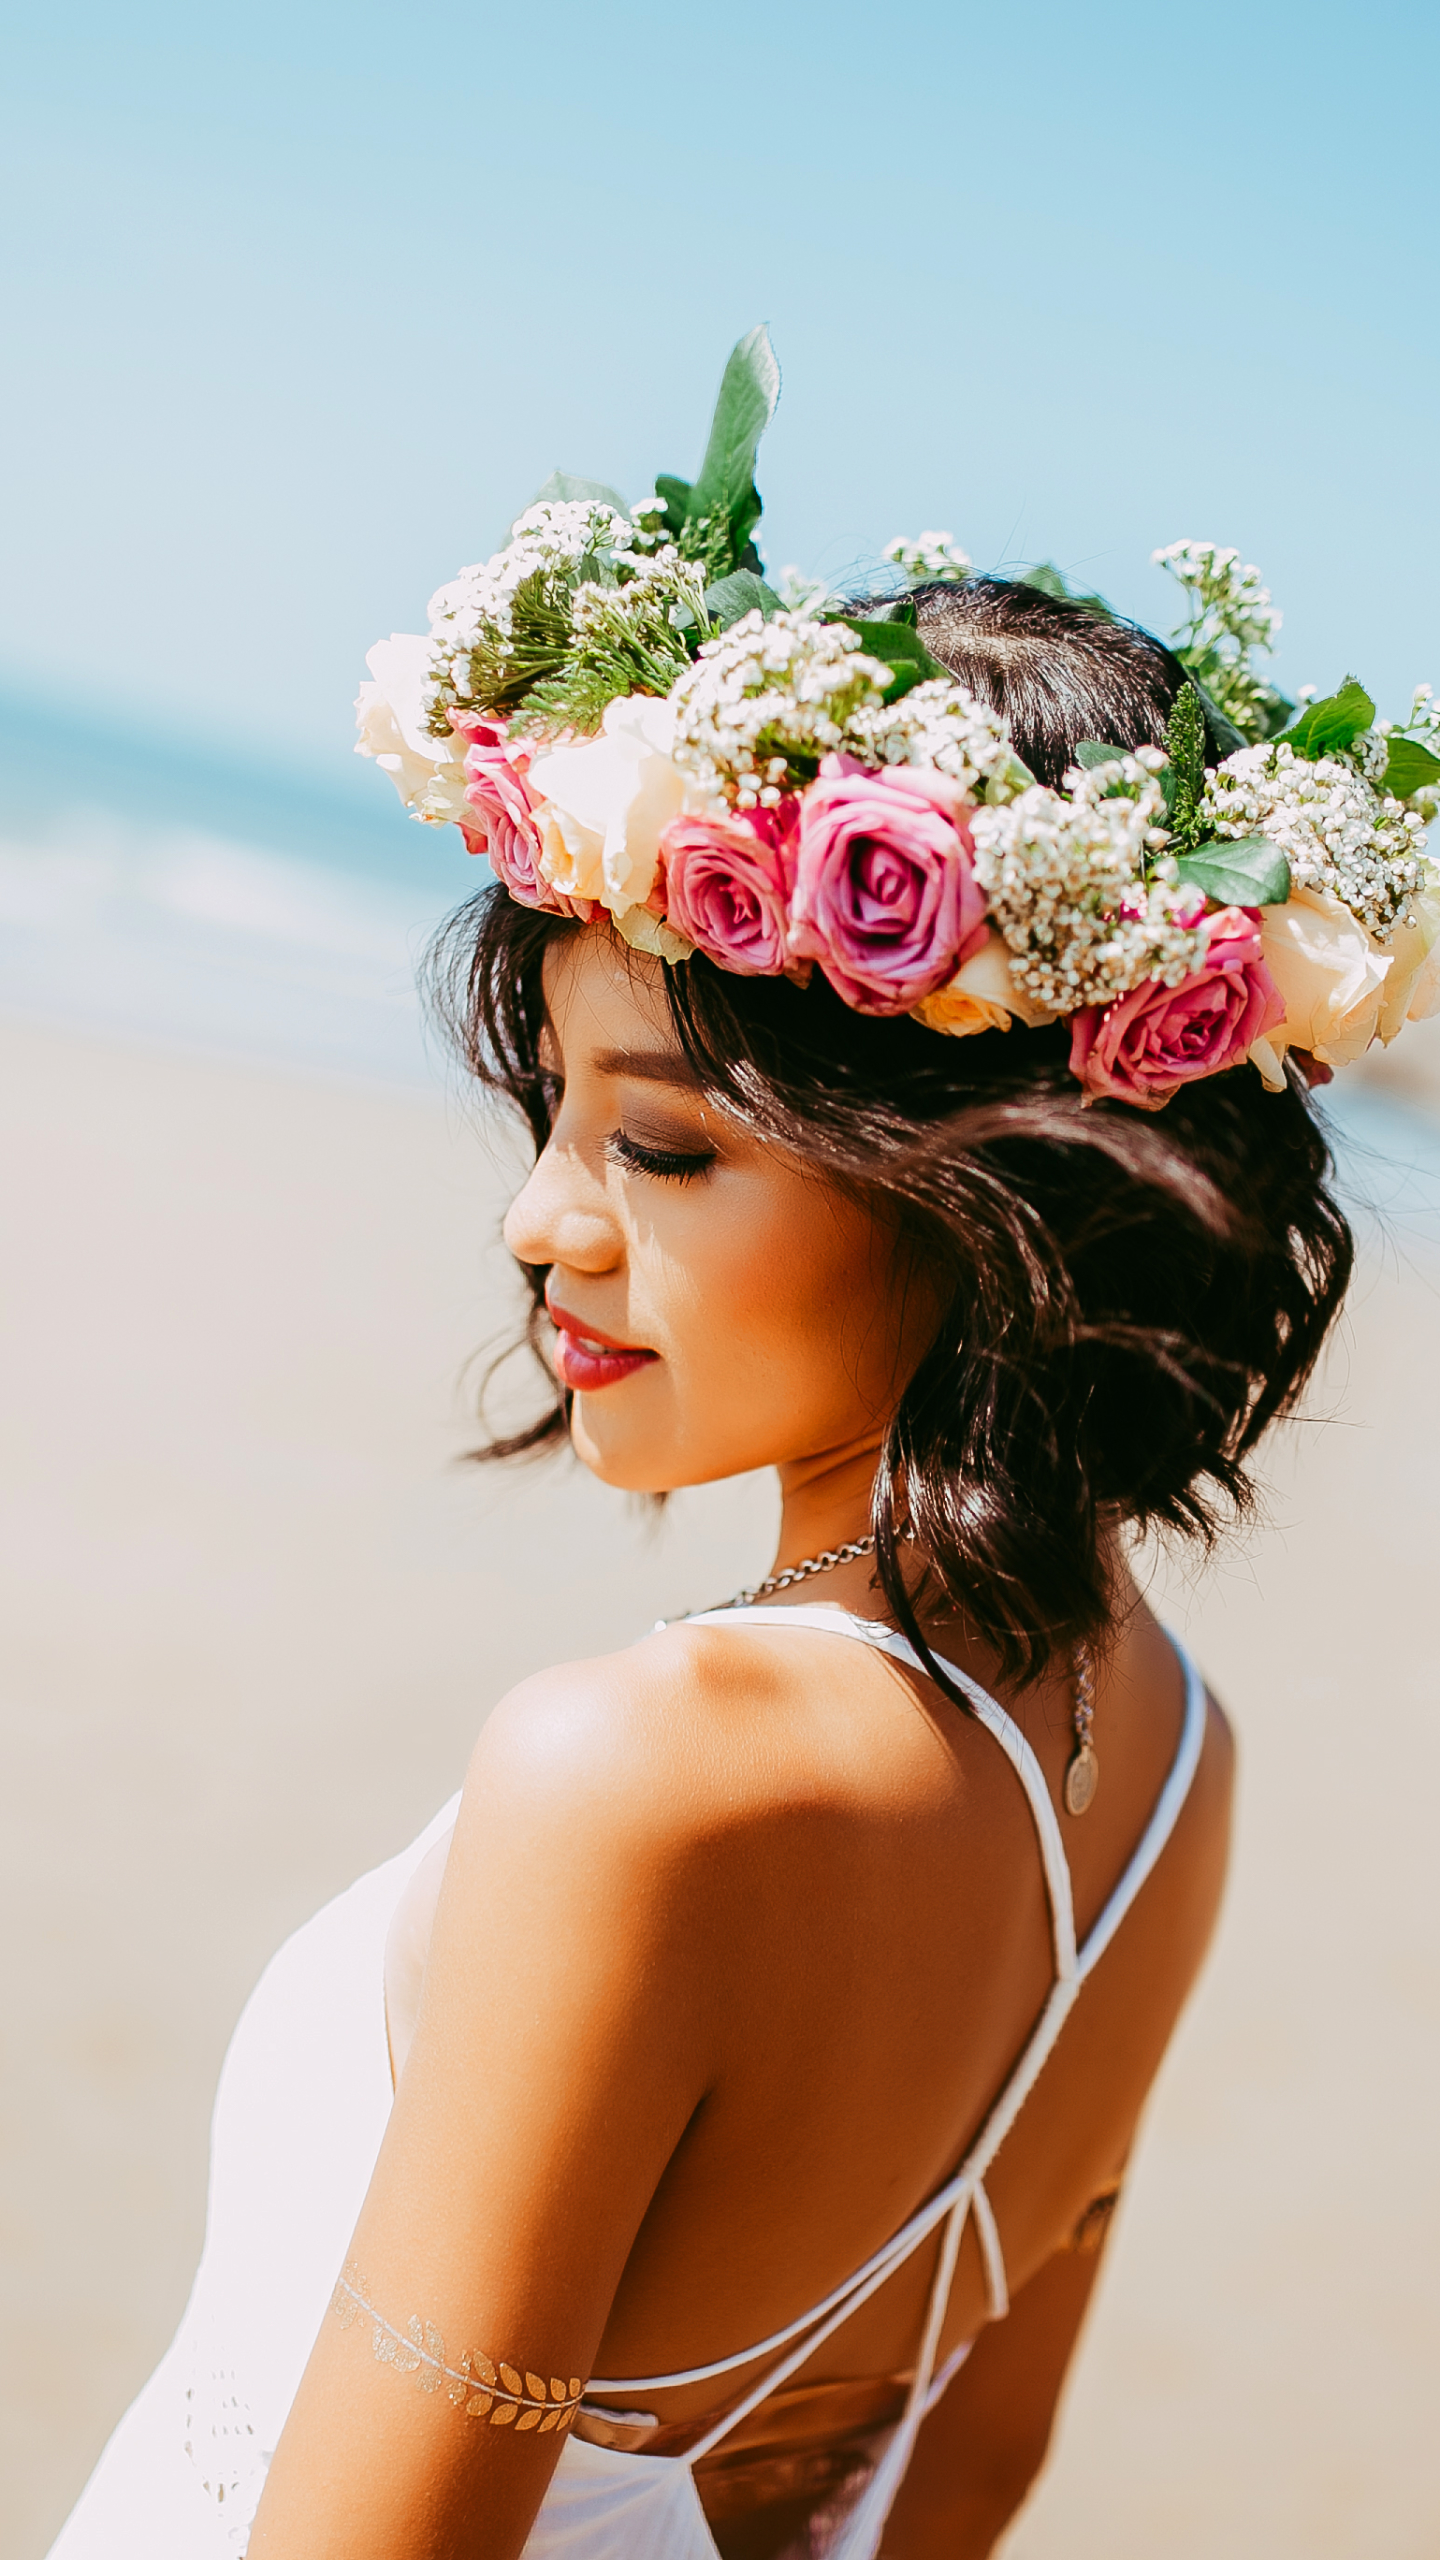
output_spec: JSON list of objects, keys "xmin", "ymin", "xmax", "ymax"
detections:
[
  {"xmin": 883, "ymin": 531, "xmax": 974, "ymax": 585},
  {"xmin": 429, "ymin": 502, "xmax": 642, "ymax": 649},
  {"xmin": 773, "ymin": 565, "xmax": 832, "ymax": 613},
  {"xmin": 1202, "ymin": 741, "xmax": 1426, "ymax": 938},
  {"xmin": 846, "ymin": 678, "xmax": 1024, "ymax": 798},
  {"xmin": 669, "ymin": 612, "xmax": 891, "ymax": 808},
  {"xmin": 1154, "ymin": 538, "xmax": 1289, "ymax": 742},
  {"xmin": 971, "ymin": 760, "xmax": 1206, "ymax": 1014}
]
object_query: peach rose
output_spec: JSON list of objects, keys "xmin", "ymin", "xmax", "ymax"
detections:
[{"xmin": 911, "ymin": 929, "xmax": 1059, "ymax": 1037}]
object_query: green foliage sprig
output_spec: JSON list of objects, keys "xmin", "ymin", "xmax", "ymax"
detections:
[
  {"xmin": 1161, "ymin": 681, "xmax": 1207, "ymax": 853},
  {"xmin": 517, "ymin": 569, "xmax": 708, "ymax": 737},
  {"xmin": 489, "ymin": 330, "xmax": 785, "ymax": 733},
  {"xmin": 451, "ymin": 569, "xmax": 577, "ymax": 717},
  {"xmin": 652, "ymin": 327, "xmax": 781, "ymax": 584},
  {"xmin": 1074, "ymin": 687, "xmax": 1292, "ymax": 908}
]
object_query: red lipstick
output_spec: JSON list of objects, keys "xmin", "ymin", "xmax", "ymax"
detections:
[{"xmin": 546, "ymin": 1300, "xmax": 659, "ymax": 1394}]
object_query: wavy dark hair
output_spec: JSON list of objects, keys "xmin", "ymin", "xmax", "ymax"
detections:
[{"xmin": 428, "ymin": 578, "xmax": 1353, "ymax": 1693}]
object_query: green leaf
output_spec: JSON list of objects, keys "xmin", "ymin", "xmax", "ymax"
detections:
[
  {"xmin": 1382, "ymin": 736, "xmax": 1440, "ymax": 798},
  {"xmin": 1019, "ymin": 562, "xmax": 1116, "ymax": 619},
  {"xmin": 653, "ymin": 475, "xmax": 693, "ymax": 540},
  {"xmin": 681, "ymin": 325, "xmax": 781, "ymax": 577},
  {"xmin": 861, "ymin": 596, "xmax": 919, "ymax": 626},
  {"xmin": 1278, "ymin": 677, "xmax": 1375, "ymax": 761},
  {"xmin": 512, "ymin": 471, "xmax": 630, "ymax": 534},
  {"xmin": 703, "ymin": 570, "xmax": 783, "ymax": 629},
  {"xmin": 840, "ymin": 616, "xmax": 947, "ymax": 702},
  {"xmin": 1175, "ymin": 834, "xmax": 1291, "ymax": 907}
]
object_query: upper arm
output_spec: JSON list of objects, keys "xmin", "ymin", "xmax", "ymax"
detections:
[{"xmin": 249, "ymin": 1652, "xmax": 724, "ymax": 2560}]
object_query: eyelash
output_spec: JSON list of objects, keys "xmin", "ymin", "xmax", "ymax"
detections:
[{"xmin": 606, "ymin": 1130, "xmax": 715, "ymax": 1185}]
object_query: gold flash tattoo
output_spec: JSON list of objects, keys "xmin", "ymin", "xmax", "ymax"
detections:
[{"xmin": 331, "ymin": 2262, "xmax": 583, "ymax": 2433}]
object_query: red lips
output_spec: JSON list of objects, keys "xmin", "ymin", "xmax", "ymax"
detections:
[{"xmin": 546, "ymin": 1299, "xmax": 659, "ymax": 1394}]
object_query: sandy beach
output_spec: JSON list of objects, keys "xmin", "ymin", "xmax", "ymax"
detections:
[{"xmin": 5, "ymin": 1009, "xmax": 1439, "ymax": 2560}]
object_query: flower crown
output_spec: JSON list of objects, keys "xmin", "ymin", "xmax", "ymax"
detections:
[{"xmin": 358, "ymin": 328, "xmax": 1440, "ymax": 1109}]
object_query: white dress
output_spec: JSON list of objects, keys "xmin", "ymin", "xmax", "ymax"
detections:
[{"xmin": 47, "ymin": 1606, "xmax": 1205, "ymax": 2560}]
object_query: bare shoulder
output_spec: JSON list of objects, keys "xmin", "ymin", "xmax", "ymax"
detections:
[{"xmin": 457, "ymin": 1619, "xmax": 805, "ymax": 1872}]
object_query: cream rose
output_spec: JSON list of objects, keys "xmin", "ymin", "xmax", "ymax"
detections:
[
  {"xmin": 354, "ymin": 635, "xmax": 468, "ymax": 825},
  {"xmin": 527, "ymin": 695, "xmax": 686, "ymax": 917},
  {"xmin": 911, "ymin": 929, "xmax": 1059, "ymax": 1038},
  {"xmin": 1250, "ymin": 886, "xmax": 1403, "ymax": 1087},
  {"xmin": 1377, "ymin": 871, "xmax": 1440, "ymax": 1039}
]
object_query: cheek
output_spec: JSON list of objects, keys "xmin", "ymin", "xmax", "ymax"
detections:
[
  {"xmin": 611, "ymin": 1172, "xmax": 909, "ymax": 1481},
  {"xmin": 562, "ymin": 1136, "xmax": 931, "ymax": 1496}
]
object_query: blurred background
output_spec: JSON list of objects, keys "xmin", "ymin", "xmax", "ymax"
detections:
[{"xmin": 4, "ymin": 2, "xmax": 1439, "ymax": 2553}]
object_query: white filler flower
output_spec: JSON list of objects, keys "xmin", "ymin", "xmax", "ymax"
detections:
[{"xmin": 1203, "ymin": 741, "xmax": 1426, "ymax": 939}]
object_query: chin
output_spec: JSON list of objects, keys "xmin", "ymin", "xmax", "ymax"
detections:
[
  {"xmin": 569, "ymin": 1405, "xmax": 673, "ymax": 1493},
  {"xmin": 569, "ymin": 1403, "xmax": 749, "ymax": 1496}
]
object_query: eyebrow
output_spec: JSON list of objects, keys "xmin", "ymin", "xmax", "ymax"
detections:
[{"xmin": 591, "ymin": 1045, "xmax": 705, "ymax": 1090}]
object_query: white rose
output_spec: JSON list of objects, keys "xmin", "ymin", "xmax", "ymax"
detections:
[
  {"xmin": 354, "ymin": 635, "xmax": 468, "ymax": 825},
  {"xmin": 526, "ymin": 695, "xmax": 685, "ymax": 918},
  {"xmin": 911, "ymin": 929, "xmax": 1059, "ymax": 1038}
]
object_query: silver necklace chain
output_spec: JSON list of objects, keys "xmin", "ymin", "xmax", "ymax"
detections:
[{"xmin": 722, "ymin": 1533, "xmax": 877, "ymax": 1610}]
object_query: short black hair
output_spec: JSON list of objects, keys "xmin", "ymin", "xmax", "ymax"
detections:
[{"xmin": 904, "ymin": 572, "xmax": 1238, "ymax": 787}]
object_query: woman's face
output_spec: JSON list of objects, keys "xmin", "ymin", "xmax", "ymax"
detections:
[{"xmin": 501, "ymin": 926, "xmax": 936, "ymax": 1495}]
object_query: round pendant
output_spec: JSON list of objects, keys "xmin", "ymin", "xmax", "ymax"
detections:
[{"xmin": 1064, "ymin": 1741, "xmax": 1099, "ymax": 1817}]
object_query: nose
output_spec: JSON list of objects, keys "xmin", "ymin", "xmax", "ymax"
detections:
[{"xmin": 502, "ymin": 1137, "xmax": 623, "ymax": 1279}]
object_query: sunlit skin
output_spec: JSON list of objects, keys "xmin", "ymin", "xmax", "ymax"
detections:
[
  {"xmin": 251, "ymin": 924, "xmax": 1233, "ymax": 2560},
  {"xmin": 516, "ymin": 929, "xmax": 943, "ymax": 1519}
]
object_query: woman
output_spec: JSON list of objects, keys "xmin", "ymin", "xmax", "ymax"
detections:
[{"xmin": 51, "ymin": 340, "xmax": 1439, "ymax": 2560}]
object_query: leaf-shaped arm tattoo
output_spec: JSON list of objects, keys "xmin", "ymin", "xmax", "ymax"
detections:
[{"xmin": 330, "ymin": 2263, "xmax": 583, "ymax": 2434}]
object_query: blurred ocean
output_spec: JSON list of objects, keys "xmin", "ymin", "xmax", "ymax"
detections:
[
  {"xmin": 3, "ymin": 684, "xmax": 1439, "ymax": 1249},
  {"xmin": 0, "ymin": 689, "xmax": 480, "ymax": 1086}
]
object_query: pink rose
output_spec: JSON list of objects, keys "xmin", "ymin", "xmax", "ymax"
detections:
[
  {"xmin": 787, "ymin": 759, "xmax": 988, "ymax": 1014},
  {"xmin": 452, "ymin": 714, "xmax": 590, "ymax": 918},
  {"xmin": 659, "ymin": 801, "xmax": 798, "ymax": 975},
  {"xmin": 1069, "ymin": 906, "xmax": 1285, "ymax": 1110}
]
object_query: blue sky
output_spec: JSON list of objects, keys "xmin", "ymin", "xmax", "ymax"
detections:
[{"xmin": 4, "ymin": 0, "xmax": 1437, "ymax": 787}]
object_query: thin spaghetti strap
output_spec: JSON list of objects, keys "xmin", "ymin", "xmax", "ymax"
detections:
[
  {"xmin": 680, "ymin": 2183, "xmax": 976, "ymax": 2466},
  {"xmin": 588, "ymin": 2161, "xmax": 975, "ymax": 2394},
  {"xmin": 822, "ymin": 2184, "xmax": 972, "ymax": 2554},
  {"xmin": 969, "ymin": 2178, "xmax": 1009, "ymax": 2322}
]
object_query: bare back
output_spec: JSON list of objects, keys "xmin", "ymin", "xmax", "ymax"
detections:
[{"xmin": 383, "ymin": 1568, "xmax": 1232, "ymax": 2476}]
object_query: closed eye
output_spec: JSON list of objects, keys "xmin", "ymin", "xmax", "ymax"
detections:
[{"xmin": 606, "ymin": 1130, "xmax": 716, "ymax": 1184}]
